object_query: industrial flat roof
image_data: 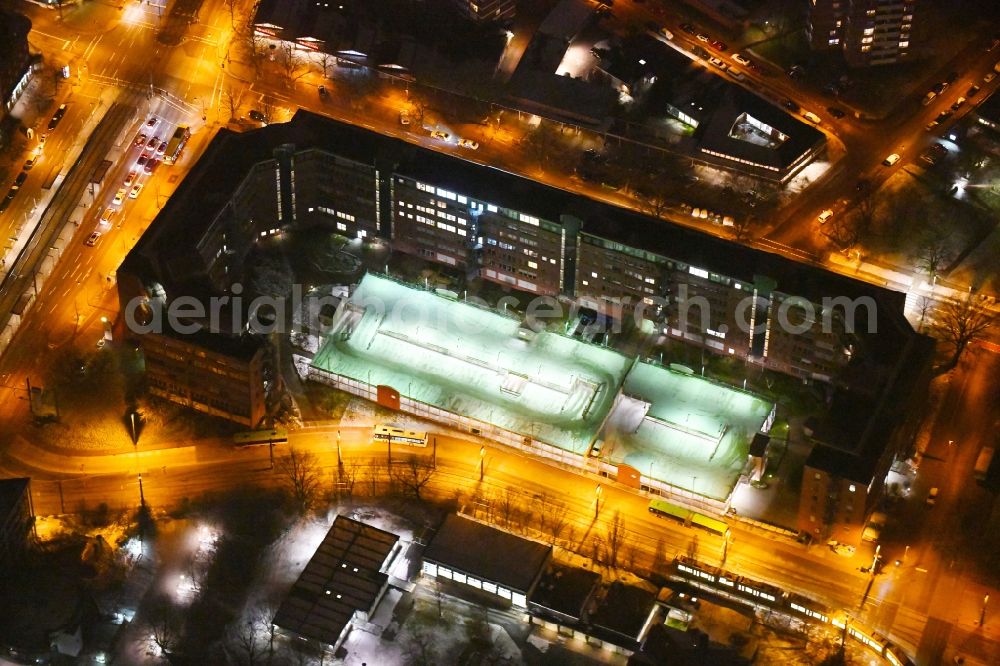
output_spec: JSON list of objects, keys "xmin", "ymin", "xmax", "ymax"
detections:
[
  {"xmin": 273, "ymin": 515, "xmax": 399, "ymax": 646},
  {"xmin": 313, "ymin": 273, "xmax": 633, "ymax": 455},
  {"xmin": 423, "ymin": 514, "xmax": 551, "ymax": 593},
  {"xmin": 607, "ymin": 363, "xmax": 773, "ymax": 499},
  {"xmin": 529, "ymin": 563, "xmax": 600, "ymax": 621}
]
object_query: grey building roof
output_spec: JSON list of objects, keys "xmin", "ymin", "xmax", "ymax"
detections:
[
  {"xmin": 590, "ymin": 582, "xmax": 656, "ymax": 643},
  {"xmin": 273, "ymin": 516, "xmax": 399, "ymax": 646},
  {"xmin": 529, "ymin": 563, "xmax": 601, "ymax": 621},
  {"xmin": 424, "ymin": 514, "xmax": 551, "ymax": 592}
]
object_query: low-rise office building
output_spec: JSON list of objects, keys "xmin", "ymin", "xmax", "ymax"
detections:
[
  {"xmin": 0, "ymin": 477, "xmax": 32, "ymax": 565},
  {"xmin": 421, "ymin": 514, "xmax": 551, "ymax": 608}
]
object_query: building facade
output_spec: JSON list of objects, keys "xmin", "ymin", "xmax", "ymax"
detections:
[
  {"xmin": 0, "ymin": 478, "xmax": 33, "ymax": 565},
  {"xmin": 0, "ymin": 10, "xmax": 32, "ymax": 123},
  {"xmin": 450, "ymin": 0, "xmax": 516, "ymax": 23},
  {"xmin": 809, "ymin": 0, "xmax": 923, "ymax": 67}
]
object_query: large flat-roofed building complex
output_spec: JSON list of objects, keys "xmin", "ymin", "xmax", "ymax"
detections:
[
  {"xmin": 0, "ymin": 10, "xmax": 32, "ymax": 127},
  {"xmin": 118, "ymin": 111, "xmax": 933, "ymax": 522}
]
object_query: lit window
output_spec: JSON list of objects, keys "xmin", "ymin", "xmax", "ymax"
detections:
[
  {"xmin": 849, "ymin": 484, "xmax": 856, "ymax": 492},
  {"xmin": 863, "ymin": 28, "xmax": 874, "ymax": 35},
  {"xmin": 899, "ymin": 41, "xmax": 909, "ymax": 48}
]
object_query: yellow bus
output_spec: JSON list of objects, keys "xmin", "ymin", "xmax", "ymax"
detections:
[{"xmin": 373, "ymin": 425, "xmax": 428, "ymax": 448}]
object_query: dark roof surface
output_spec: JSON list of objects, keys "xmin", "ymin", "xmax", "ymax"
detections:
[
  {"xmin": 590, "ymin": 582, "xmax": 656, "ymax": 642},
  {"xmin": 424, "ymin": 514, "xmax": 551, "ymax": 592},
  {"xmin": 273, "ymin": 515, "xmax": 399, "ymax": 646},
  {"xmin": 529, "ymin": 563, "xmax": 600, "ymax": 620},
  {"xmin": 0, "ymin": 478, "xmax": 29, "ymax": 519},
  {"xmin": 977, "ymin": 88, "xmax": 1000, "ymax": 125}
]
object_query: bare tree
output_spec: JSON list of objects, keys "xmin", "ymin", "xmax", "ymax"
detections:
[
  {"xmin": 496, "ymin": 487, "xmax": 519, "ymax": 530},
  {"xmin": 633, "ymin": 177, "xmax": 674, "ymax": 220},
  {"xmin": 224, "ymin": 0, "xmax": 239, "ymax": 29},
  {"xmin": 222, "ymin": 85, "xmax": 247, "ymax": 122},
  {"xmin": 146, "ymin": 594, "xmax": 181, "ymax": 659},
  {"xmin": 276, "ymin": 448, "xmax": 322, "ymax": 512},
  {"xmin": 933, "ymin": 294, "xmax": 994, "ymax": 374},
  {"xmin": 276, "ymin": 43, "xmax": 308, "ymax": 88},
  {"xmin": 229, "ymin": 606, "xmax": 271, "ymax": 665},
  {"xmin": 822, "ymin": 213, "xmax": 861, "ymax": 254},
  {"xmin": 391, "ymin": 455, "xmax": 436, "ymax": 500},
  {"xmin": 259, "ymin": 95, "xmax": 279, "ymax": 125},
  {"xmin": 605, "ymin": 511, "xmax": 627, "ymax": 568},
  {"xmin": 319, "ymin": 53, "xmax": 335, "ymax": 80},
  {"xmin": 363, "ymin": 459, "xmax": 382, "ymax": 496},
  {"xmin": 249, "ymin": 253, "xmax": 294, "ymax": 299},
  {"xmin": 335, "ymin": 459, "xmax": 359, "ymax": 499},
  {"xmin": 911, "ymin": 228, "xmax": 955, "ymax": 280},
  {"xmin": 521, "ymin": 122, "xmax": 559, "ymax": 170},
  {"xmin": 729, "ymin": 214, "xmax": 758, "ymax": 243}
]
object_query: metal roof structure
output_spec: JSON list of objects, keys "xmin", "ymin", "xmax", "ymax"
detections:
[{"xmin": 273, "ymin": 515, "xmax": 399, "ymax": 647}]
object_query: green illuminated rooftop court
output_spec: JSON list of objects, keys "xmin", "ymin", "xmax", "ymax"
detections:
[
  {"xmin": 312, "ymin": 274, "xmax": 773, "ymax": 499},
  {"xmin": 312, "ymin": 274, "xmax": 634, "ymax": 455}
]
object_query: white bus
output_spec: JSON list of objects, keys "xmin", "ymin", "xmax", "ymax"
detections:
[{"xmin": 373, "ymin": 425, "xmax": 428, "ymax": 448}]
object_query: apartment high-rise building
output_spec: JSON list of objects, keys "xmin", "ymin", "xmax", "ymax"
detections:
[{"xmin": 808, "ymin": 0, "xmax": 923, "ymax": 67}]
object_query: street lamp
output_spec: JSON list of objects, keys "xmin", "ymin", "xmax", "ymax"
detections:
[
  {"xmin": 336, "ymin": 429, "xmax": 342, "ymax": 467},
  {"xmin": 980, "ymin": 593, "xmax": 990, "ymax": 626},
  {"xmin": 479, "ymin": 446, "xmax": 485, "ymax": 481},
  {"xmin": 594, "ymin": 484, "xmax": 602, "ymax": 520}
]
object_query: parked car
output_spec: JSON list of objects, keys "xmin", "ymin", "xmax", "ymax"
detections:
[
  {"xmin": 696, "ymin": 33, "xmax": 710, "ymax": 43},
  {"xmin": 951, "ymin": 97, "xmax": 966, "ymax": 111},
  {"xmin": 710, "ymin": 40, "xmax": 727, "ymax": 51},
  {"xmin": 430, "ymin": 130, "xmax": 451, "ymax": 141},
  {"xmin": 926, "ymin": 487, "xmax": 939, "ymax": 506},
  {"xmin": 708, "ymin": 56, "xmax": 726, "ymax": 69},
  {"xmin": 920, "ymin": 143, "xmax": 948, "ymax": 166},
  {"xmin": 726, "ymin": 68, "xmax": 745, "ymax": 81},
  {"xmin": 658, "ymin": 27, "xmax": 674, "ymax": 40},
  {"xmin": 457, "ymin": 138, "xmax": 479, "ymax": 150},
  {"xmin": 732, "ymin": 53, "xmax": 750, "ymax": 66},
  {"xmin": 967, "ymin": 84, "xmax": 981, "ymax": 97},
  {"xmin": 882, "ymin": 153, "xmax": 901, "ymax": 166},
  {"xmin": 817, "ymin": 209, "xmax": 834, "ymax": 224},
  {"xmin": 783, "ymin": 99, "xmax": 800, "ymax": 112},
  {"xmin": 47, "ymin": 104, "xmax": 68, "ymax": 131},
  {"xmin": 680, "ymin": 23, "xmax": 697, "ymax": 35},
  {"xmin": 248, "ymin": 110, "xmax": 267, "ymax": 123},
  {"xmin": 398, "ymin": 110, "xmax": 411, "ymax": 125},
  {"xmin": 14, "ymin": 172, "xmax": 26, "ymax": 187},
  {"xmin": 922, "ymin": 91, "xmax": 937, "ymax": 106}
]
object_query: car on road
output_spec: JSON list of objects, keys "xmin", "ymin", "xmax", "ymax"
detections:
[
  {"xmin": 882, "ymin": 153, "xmax": 901, "ymax": 166},
  {"xmin": 134, "ymin": 132, "xmax": 147, "ymax": 147},
  {"xmin": 318, "ymin": 85, "xmax": 328, "ymax": 97},
  {"xmin": 710, "ymin": 40, "xmax": 727, "ymax": 51},
  {"xmin": 817, "ymin": 209, "xmax": 834, "ymax": 224},
  {"xmin": 926, "ymin": 487, "xmax": 939, "ymax": 506},
  {"xmin": 708, "ymin": 56, "xmax": 726, "ymax": 69},
  {"xmin": 458, "ymin": 138, "xmax": 479, "ymax": 150},
  {"xmin": 726, "ymin": 68, "xmax": 745, "ymax": 81},
  {"xmin": 680, "ymin": 23, "xmax": 697, "ymax": 35},
  {"xmin": 986, "ymin": 72, "xmax": 998, "ymax": 83},
  {"xmin": 922, "ymin": 91, "xmax": 937, "ymax": 105},
  {"xmin": 14, "ymin": 172, "xmax": 26, "ymax": 187},
  {"xmin": 147, "ymin": 136, "xmax": 159, "ymax": 149},
  {"xmin": 732, "ymin": 53, "xmax": 750, "ymax": 66},
  {"xmin": 827, "ymin": 106, "xmax": 846, "ymax": 118},
  {"xmin": 248, "ymin": 110, "xmax": 267, "ymax": 123},
  {"xmin": 129, "ymin": 183, "xmax": 143, "ymax": 199},
  {"xmin": 658, "ymin": 27, "xmax": 674, "ymax": 40},
  {"xmin": 920, "ymin": 143, "xmax": 948, "ymax": 166},
  {"xmin": 99, "ymin": 207, "xmax": 115, "ymax": 227},
  {"xmin": 827, "ymin": 540, "xmax": 856, "ymax": 557},
  {"xmin": 967, "ymin": 84, "xmax": 981, "ymax": 97},
  {"xmin": 935, "ymin": 110, "xmax": 953, "ymax": 123},
  {"xmin": 157, "ymin": 140, "xmax": 167, "ymax": 155},
  {"xmin": 85, "ymin": 231, "xmax": 102, "ymax": 247},
  {"xmin": 137, "ymin": 152, "xmax": 151, "ymax": 167},
  {"xmin": 124, "ymin": 171, "xmax": 138, "ymax": 188},
  {"xmin": 398, "ymin": 110, "xmax": 410, "ymax": 125},
  {"xmin": 430, "ymin": 130, "xmax": 451, "ymax": 141},
  {"xmin": 47, "ymin": 104, "xmax": 67, "ymax": 131},
  {"xmin": 932, "ymin": 82, "xmax": 948, "ymax": 95},
  {"xmin": 802, "ymin": 110, "xmax": 821, "ymax": 124},
  {"xmin": 696, "ymin": 33, "xmax": 710, "ymax": 43},
  {"xmin": 146, "ymin": 117, "xmax": 157, "ymax": 128},
  {"xmin": 112, "ymin": 188, "xmax": 127, "ymax": 205},
  {"xmin": 144, "ymin": 158, "xmax": 160, "ymax": 175},
  {"xmin": 951, "ymin": 97, "xmax": 966, "ymax": 111}
]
